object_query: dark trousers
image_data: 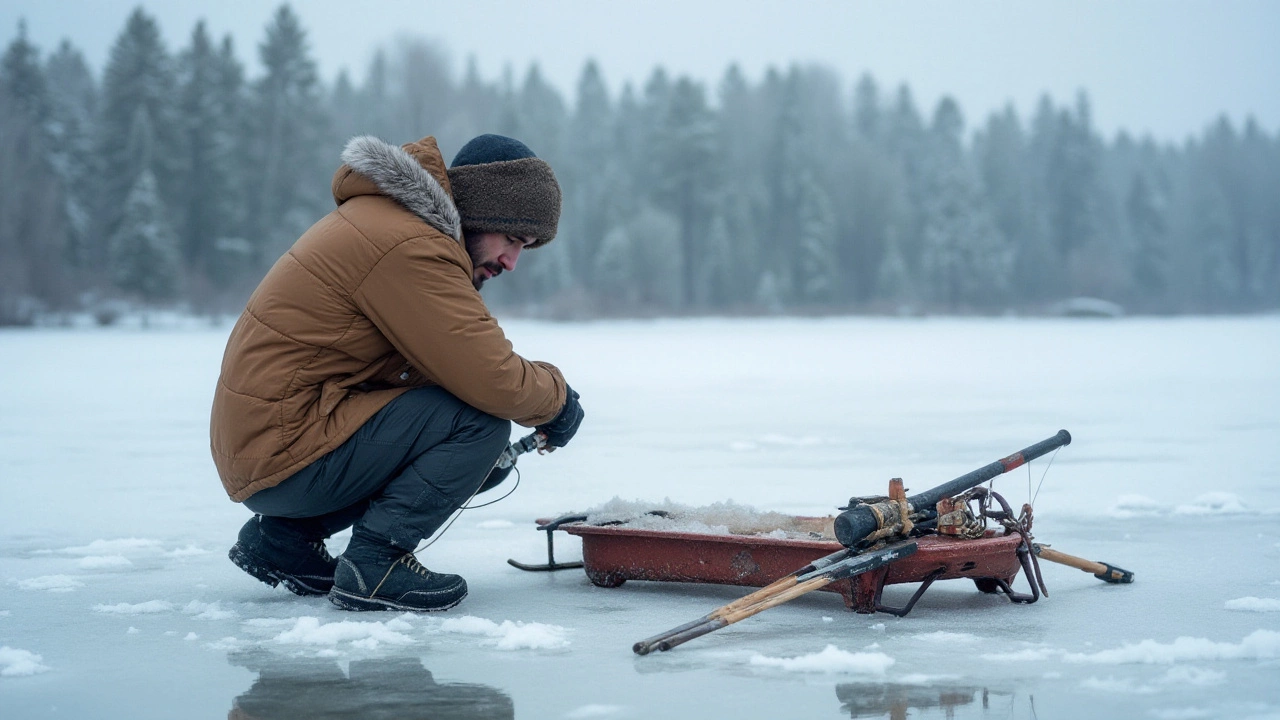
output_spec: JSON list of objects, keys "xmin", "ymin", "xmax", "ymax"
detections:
[{"xmin": 243, "ymin": 387, "xmax": 511, "ymax": 550}]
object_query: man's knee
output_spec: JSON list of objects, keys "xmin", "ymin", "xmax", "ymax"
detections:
[{"xmin": 453, "ymin": 401, "xmax": 510, "ymax": 446}]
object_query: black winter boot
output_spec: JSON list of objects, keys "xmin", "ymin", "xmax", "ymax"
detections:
[
  {"xmin": 328, "ymin": 527, "xmax": 467, "ymax": 612},
  {"xmin": 228, "ymin": 515, "xmax": 338, "ymax": 596}
]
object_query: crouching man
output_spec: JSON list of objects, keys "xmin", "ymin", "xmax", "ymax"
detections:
[{"xmin": 210, "ymin": 134, "xmax": 583, "ymax": 612}]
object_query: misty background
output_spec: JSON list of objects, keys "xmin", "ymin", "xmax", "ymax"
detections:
[{"xmin": 1, "ymin": 2, "xmax": 1278, "ymax": 324}]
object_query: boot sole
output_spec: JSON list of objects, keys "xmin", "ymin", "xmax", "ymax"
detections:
[
  {"xmin": 327, "ymin": 586, "xmax": 467, "ymax": 613},
  {"xmin": 228, "ymin": 544, "xmax": 332, "ymax": 597}
]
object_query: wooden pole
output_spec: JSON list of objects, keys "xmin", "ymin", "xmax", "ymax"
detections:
[{"xmin": 1032, "ymin": 544, "xmax": 1133, "ymax": 583}]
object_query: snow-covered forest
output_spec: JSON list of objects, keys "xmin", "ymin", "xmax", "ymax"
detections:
[{"xmin": 2, "ymin": 5, "xmax": 1278, "ymax": 324}]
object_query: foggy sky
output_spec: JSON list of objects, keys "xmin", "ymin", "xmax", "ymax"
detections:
[{"xmin": 4, "ymin": 0, "xmax": 1277, "ymax": 142}]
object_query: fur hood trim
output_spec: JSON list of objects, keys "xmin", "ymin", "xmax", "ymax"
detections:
[{"xmin": 340, "ymin": 136, "xmax": 462, "ymax": 242}]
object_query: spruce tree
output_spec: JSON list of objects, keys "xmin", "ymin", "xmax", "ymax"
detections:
[
  {"xmin": 109, "ymin": 167, "xmax": 181, "ymax": 305},
  {"xmin": 797, "ymin": 170, "xmax": 838, "ymax": 303},
  {"xmin": 0, "ymin": 21, "xmax": 71, "ymax": 319},
  {"xmin": 243, "ymin": 4, "xmax": 329, "ymax": 265},
  {"xmin": 175, "ymin": 21, "xmax": 238, "ymax": 282},
  {"xmin": 565, "ymin": 60, "xmax": 615, "ymax": 282},
  {"xmin": 653, "ymin": 77, "xmax": 717, "ymax": 308},
  {"xmin": 44, "ymin": 39, "xmax": 97, "ymax": 271},
  {"xmin": 95, "ymin": 8, "xmax": 179, "ymax": 255}
]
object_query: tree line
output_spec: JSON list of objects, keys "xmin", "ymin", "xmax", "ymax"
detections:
[{"xmin": 2, "ymin": 6, "xmax": 1278, "ymax": 324}]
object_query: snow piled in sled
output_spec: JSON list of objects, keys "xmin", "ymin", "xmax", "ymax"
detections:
[{"xmin": 576, "ymin": 497, "xmax": 835, "ymax": 539}]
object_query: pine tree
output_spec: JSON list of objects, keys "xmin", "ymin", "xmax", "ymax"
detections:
[
  {"xmin": 95, "ymin": 8, "xmax": 179, "ymax": 255},
  {"xmin": 919, "ymin": 97, "xmax": 1011, "ymax": 309},
  {"xmin": 175, "ymin": 21, "xmax": 238, "ymax": 282},
  {"xmin": 109, "ymin": 167, "xmax": 181, "ymax": 305},
  {"xmin": 44, "ymin": 39, "xmax": 97, "ymax": 270},
  {"xmin": 593, "ymin": 224, "xmax": 638, "ymax": 311},
  {"xmin": 0, "ymin": 21, "xmax": 71, "ymax": 320},
  {"xmin": 1125, "ymin": 172, "xmax": 1169, "ymax": 306},
  {"xmin": 852, "ymin": 73, "xmax": 881, "ymax": 141},
  {"xmin": 564, "ymin": 60, "xmax": 615, "ymax": 282},
  {"xmin": 653, "ymin": 76, "xmax": 717, "ymax": 308},
  {"xmin": 796, "ymin": 170, "xmax": 838, "ymax": 303},
  {"xmin": 876, "ymin": 226, "xmax": 915, "ymax": 307},
  {"xmin": 385, "ymin": 37, "xmax": 452, "ymax": 144},
  {"xmin": 243, "ymin": 4, "xmax": 329, "ymax": 265}
]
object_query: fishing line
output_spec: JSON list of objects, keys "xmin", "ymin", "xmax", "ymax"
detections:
[
  {"xmin": 414, "ymin": 466, "xmax": 522, "ymax": 553},
  {"xmin": 1030, "ymin": 447, "xmax": 1060, "ymax": 508}
]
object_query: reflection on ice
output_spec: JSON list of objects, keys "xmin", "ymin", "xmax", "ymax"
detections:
[
  {"xmin": 835, "ymin": 681, "xmax": 1017, "ymax": 719},
  {"xmin": 227, "ymin": 653, "xmax": 513, "ymax": 720}
]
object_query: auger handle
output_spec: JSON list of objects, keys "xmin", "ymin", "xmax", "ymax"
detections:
[{"xmin": 1033, "ymin": 544, "xmax": 1134, "ymax": 584}]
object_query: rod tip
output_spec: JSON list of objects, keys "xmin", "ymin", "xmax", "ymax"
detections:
[{"xmin": 1058, "ymin": 429, "xmax": 1072, "ymax": 445}]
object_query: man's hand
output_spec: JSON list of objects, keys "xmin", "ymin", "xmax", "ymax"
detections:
[{"xmin": 537, "ymin": 386, "xmax": 583, "ymax": 448}]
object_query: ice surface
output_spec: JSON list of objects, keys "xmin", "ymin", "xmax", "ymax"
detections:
[{"xmin": 2, "ymin": 316, "xmax": 1279, "ymax": 719}]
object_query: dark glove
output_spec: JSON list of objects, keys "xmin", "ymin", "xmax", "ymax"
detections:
[
  {"xmin": 477, "ymin": 463, "xmax": 513, "ymax": 494},
  {"xmin": 537, "ymin": 385, "xmax": 583, "ymax": 449}
]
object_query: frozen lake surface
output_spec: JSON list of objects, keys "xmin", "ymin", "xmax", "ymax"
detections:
[{"xmin": 2, "ymin": 315, "xmax": 1278, "ymax": 719}]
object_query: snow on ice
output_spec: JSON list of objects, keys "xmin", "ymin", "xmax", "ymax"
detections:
[
  {"xmin": 565, "ymin": 704, "xmax": 627, "ymax": 718},
  {"xmin": 435, "ymin": 615, "xmax": 570, "ymax": 650},
  {"xmin": 1063, "ymin": 630, "xmax": 1280, "ymax": 664},
  {"xmin": 749, "ymin": 644, "xmax": 895, "ymax": 675},
  {"xmin": 91, "ymin": 600, "xmax": 175, "ymax": 614},
  {"xmin": 0, "ymin": 646, "xmax": 50, "ymax": 677},
  {"xmin": 1225, "ymin": 597, "xmax": 1280, "ymax": 612},
  {"xmin": 15, "ymin": 575, "xmax": 84, "ymax": 592},
  {"xmin": 271, "ymin": 616, "xmax": 417, "ymax": 648},
  {"xmin": 77, "ymin": 555, "xmax": 132, "ymax": 569}
]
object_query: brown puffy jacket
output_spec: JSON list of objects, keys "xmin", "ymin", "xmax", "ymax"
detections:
[{"xmin": 210, "ymin": 136, "xmax": 566, "ymax": 502}]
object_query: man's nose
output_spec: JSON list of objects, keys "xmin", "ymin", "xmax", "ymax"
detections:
[{"xmin": 499, "ymin": 247, "xmax": 521, "ymax": 272}]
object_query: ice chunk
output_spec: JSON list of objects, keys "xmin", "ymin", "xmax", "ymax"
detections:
[
  {"xmin": 272, "ymin": 616, "xmax": 415, "ymax": 647},
  {"xmin": 60, "ymin": 538, "xmax": 161, "ymax": 555},
  {"xmin": 566, "ymin": 705, "xmax": 625, "ymax": 718},
  {"xmin": 92, "ymin": 601, "xmax": 174, "ymax": 615},
  {"xmin": 0, "ymin": 646, "xmax": 50, "ymax": 677},
  {"xmin": 911, "ymin": 631, "xmax": 980, "ymax": 643},
  {"xmin": 1173, "ymin": 493, "xmax": 1246, "ymax": 515},
  {"xmin": 476, "ymin": 520, "xmax": 515, "ymax": 529},
  {"xmin": 165, "ymin": 545, "xmax": 209, "ymax": 557},
  {"xmin": 182, "ymin": 600, "xmax": 236, "ymax": 620},
  {"xmin": 77, "ymin": 555, "xmax": 132, "ymax": 569},
  {"xmin": 15, "ymin": 575, "xmax": 84, "ymax": 592},
  {"xmin": 981, "ymin": 647, "xmax": 1062, "ymax": 662},
  {"xmin": 436, "ymin": 616, "xmax": 570, "ymax": 650},
  {"xmin": 1080, "ymin": 675, "xmax": 1157, "ymax": 694},
  {"xmin": 1224, "ymin": 597, "xmax": 1280, "ymax": 612},
  {"xmin": 1108, "ymin": 494, "xmax": 1164, "ymax": 518},
  {"xmin": 748, "ymin": 644, "xmax": 895, "ymax": 675},
  {"xmin": 1159, "ymin": 666, "xmax": 1225, "ymax": 686},
  {"xmin": 1064, "ymin": 629, "xmax": 1280, "ymax": 664}
]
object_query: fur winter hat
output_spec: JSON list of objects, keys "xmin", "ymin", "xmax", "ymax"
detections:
[{"xmin": 447, "ymin": 134, "xmax": 561, "ymax": 247}]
